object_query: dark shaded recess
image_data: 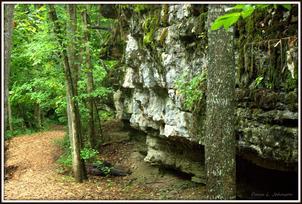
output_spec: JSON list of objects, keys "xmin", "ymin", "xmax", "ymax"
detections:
[
  {"xmin": 190, "ymin": 4, "xmax": 207, "ymax": 17},
  {"xmin": 99, "ymin": 5, "xmax": 118, "ymax": 19},
  {"xmin": 145, "ymin": 127, "xmax": 161, "ymax": 136},
  {"xmin": 158, "ymin": 165, "xmax": 194, "ymax": 180},
  {"xmin": 238, "ymin": 145, "xmax": 297, "ymax": 172},
  {"xmin": 86, "ymin": 162, "xmax": 130, "ymax": 177},
  {"xmin": 100, "ymin": 43, "xmax": 124, "ymax": 60},
  {"xmin": 4, "ymin": 165, "xmax": 18, "ymax": 180},
  {"xmin": 152, "ymin": 86, "xmax": 169, "ymax": 98},
  {"xmin": 257, "ymin": 117, "xmax": 298, "ymax": 127},
  {"xmin": 235, "ymin": 129, "xmax": 244, "ymax": 141},
  {"xmin": 109, "ymin": 45, "xmax": 124, "ymax": 59},
  {"xmin": 102, "ymin": 67, "xmax": 124, "ymax": 90},
  {"xmin": 179, "ymin": 34, "xmax": 199, "ymax": 45},
  {"xmin": 45, "ymin": 108, "xmax": 56, "ymax": 119},
  {"xmin": 277, "ymin": 119, "xmax": 298, "ymax": 127},
  {"xmin": 236, "ymin": 156, "xmax": 298, "ymax": 200},
  {"xmin": 120, "ymin": 87, "xmax": 133, "ymax": 97},
  {"xmin": 153, "ymin": 135, "xmax": 204, "ymax": 163},
  {"xmin": 235, "ymin": 88, "xmax": 297, "ymax": 112},
  {"xmin": 234, "ymin": 23, "xmax": 240, "ymax": 39},
  {"xmin": 123, "ymin": 120, "xmax": 147, "ymax": 141}
]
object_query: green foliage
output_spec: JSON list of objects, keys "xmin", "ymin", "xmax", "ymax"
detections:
[
  {"xmin": 57, "ymin": 151, "xmax": 73, "ymax": 168},
  {"xmin": 55, "ymin": 135, "xmax": 102, "ymax": 168},
  {"xmin": 143, "ymin": 15, "xmax": 159, "ymax": 45},
  {"xmin": 9, "ymin": 4, "xmax": 67, "ymax": 132},
  {"xmin": 249, "ymin": 76, "xmax": 264, "ymax": 89},
  {"xmin": 54, "ymin": 134, "xmax": 72, "ymax": 168},
  {"xmin": 55, "ymin": 135, "xmax": 111, "ymax": 176},
  {"xmin": 254, "ymin": 76, "xmax": 264, "ymax": 87},
  {"xmin": 9, "ymin": 4, "xmax": 118, "ymax": 155},
  {"xmin": 175, "ymin": 71, "xmax": 207, "ymax": 110},
  {"xmin": 94, "ymin": 160, "xmax": 112, "ymax": 176},
  {"xmin": 211, "ymin": 4, "xmax": 292, "ymax": 30},
  {"xmin": 80, "ymin": 147, "xmax": 99, "ymax": 163},
  {"xmin": 54, "ymin": 133, "xmax": 70, "ymax": 149},
  {"xmin": 133, "ymin": 5, "xmax": 150, "ymax": 13},
  {"xmin": 100, "ymin": 110, "xmax": 114, "ymax": 121},
  {"xmin": 10, "ymin": 76, "xmax": 64, "ymax": 107},
  {"xmin": 5, "ymin": 129, "xmax": 32, "ymax": 140}
]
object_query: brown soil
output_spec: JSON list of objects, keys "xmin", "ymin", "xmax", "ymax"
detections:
[{"xmin": 4, "ymin": 124, "xmax": 207, "ymax": 200}]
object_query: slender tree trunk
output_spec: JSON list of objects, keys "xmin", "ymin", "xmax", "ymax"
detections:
[
  {"xmin": 35, "ymin": 103, "xmax": 42, "ymax": 129},
  {"xmin": 82, "ymin": 6, "xmax": 98, "ymax": 149},
  {"xmin": 66, "ymin": 95, "xmax": 73, "ymax": 144},
  {"xmin": 17, "ymin": 105, "xmax": 25, "ymax": 128},
  {"xmin": 205, "ymin": 4, "xmax": 236, "ymax": 200},
  {"xmin": 48, "ymin": 5, "xmax": 87, "ymax": 182},
  {"xmin": 8, "ymin": 99, "xmax": 13, "ymax": 131},
  {"xmin": 4, "ymin": 4, "xmax": 15, "ymax": 134},
  {"xmin": 93, "ymin": 100, "xmax": 104, "ymax": 141},
  {"xmin": 67, "ymin": 4, "xmax": 80, "ymax": 92},
  {"xmin": 66, "ymin": 4, "xmax": 80, "ymax": 149}
]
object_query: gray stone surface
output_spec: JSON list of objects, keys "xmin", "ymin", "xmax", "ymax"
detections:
[{"xmin": 112, "ymin": 4, "xmax": 298, "ymax": 178}]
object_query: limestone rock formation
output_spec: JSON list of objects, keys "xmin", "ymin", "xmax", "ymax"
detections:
[{"xmin": 112, "ymin": 4, "xmax": 298, "ymax": 182}]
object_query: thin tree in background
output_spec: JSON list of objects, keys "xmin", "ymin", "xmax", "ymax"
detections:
[
  {"xmin": 48, "ymin": 5, "xmax": 87, "ymax": 182},
  {"xmin": 66, "ymin": 4, "xmax": 82, "ymax": 149},
  {"xmin": 4, "ymin": 4, "xmax": 15, "ymax": 133},
  {"xmin": 82, "ymin": 5, "xmax": 103, "ymax": 148},
  {"xmin": 205, "ymin": 4, "xmax": 236, "ymax": 199}
]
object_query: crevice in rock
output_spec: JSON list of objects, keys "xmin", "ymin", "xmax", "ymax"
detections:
[{"xmin": 236, "ymin": 156, "xmax": 298, "ymax": 200}]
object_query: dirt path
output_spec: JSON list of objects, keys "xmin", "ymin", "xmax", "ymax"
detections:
[
  {"xmin": 4, "ymin": 129, "xmax": 70, "ymax": 199},
  {"xmin": 4, "ymin": 126, "xmax": 206, "ymax": 200}
]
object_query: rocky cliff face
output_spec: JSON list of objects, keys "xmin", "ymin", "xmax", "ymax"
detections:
[{"xmin": 112, "ymin": 4, "xmax": 298, "ymax": 182}]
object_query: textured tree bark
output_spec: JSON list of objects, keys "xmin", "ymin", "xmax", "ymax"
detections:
[
  {"xmin": 205, "ymin": 4, "xmax": 236, "ymax": 200},
  {"xmin": 66, "ymin": 95, "xmax": 73, "ymax": 145},
  {"xmin": 66, "ymin": 4, "xmax": 80, "ymax": 149},
  {"xmin": 4, "ymin": 4, "xmax": 15, "ymax": 133},
  {"xmin": 48, "ymin": 5, "xmax": 87, "ymax": 182},
  {"xmin": 67, "ymin": 4, "xmax": 80, "ymax": 92}
]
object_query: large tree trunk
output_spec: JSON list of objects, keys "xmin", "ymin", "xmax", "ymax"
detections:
[
  {"xmin": 48, "ymin": 5, "xmax": 87, "ymax": 182},
  {"xmin": 82, "ymin": 6, "xmax": 100, "ymax": 149},
  {"xmin": 205, "ymin": 4, "xmax": 236, "ymax": 200},
  {"xmin": 4, "ymin": 4, "xmax": 15, "ymax": 133}
]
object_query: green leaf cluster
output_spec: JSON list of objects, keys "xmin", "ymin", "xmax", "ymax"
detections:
[
  {"xmin": 94, "ymin": 160, "xmax": 112, "ymax": 176},
  {"xmin": 211, "ymin": 4, "xmax": 292, "ymax": 31},
  {"xmin": 133, "ymin": 5, "xmax": 150, "ymax": 13},
  {"xmin": 80, "ymin": 147, "xmax": 99, "ymax": 162}
]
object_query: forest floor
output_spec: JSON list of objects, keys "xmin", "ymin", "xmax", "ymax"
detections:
[{"xmin": 4, "ymin": 122, "xmax": 207, "ymax": 200}]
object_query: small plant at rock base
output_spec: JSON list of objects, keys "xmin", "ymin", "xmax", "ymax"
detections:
[{"xmin": 94, "ymin": 160, "xmax": 112, "ymax": 176}]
